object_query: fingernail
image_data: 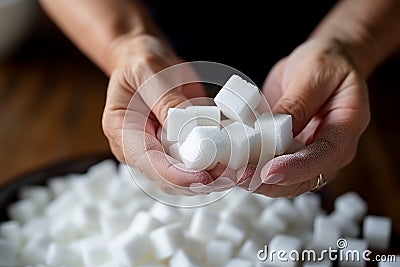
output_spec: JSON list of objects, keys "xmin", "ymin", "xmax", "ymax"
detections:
[{"xmin": 262, "ymin": 173, "xmax": 285, "ymax": 184}]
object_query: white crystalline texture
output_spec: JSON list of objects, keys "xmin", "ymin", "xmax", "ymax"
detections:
[
  {"xmin": 110, "ymin": 230, "xmax": 149, "ymax": 266},
  {"xmin": 1, "ymin": 159, "xmax": 396, "ymax": 267},
  {"xmin": 150, "ymin": 223, "xmax": 185, "ymax": 261},
  {"xmin": 167, "ymin": 108, "xmax": 198, "ymax": 142},
  {"xmin": 186, "ymin": 105, "xmax": 221, "ymax": 127},
  {"xmin": 0, "ymin": 239, "xmax": 17, "ymax": 266},
  {"xmin": 215, "ymin": 75, "xmax": 261, "ymax": 124},
  {"xmin": 255, "ymin": 113, "xmax": 293, "ymax": 157},
  {"xmin": 363, "ymin": 215, "xmax": 391, "ymax": 250},
  {"xmin": 310, "ymin": 215, "xmax": 341, "ymax": 250},
  {"xmin": 205, "ymin": 239, "xmax": 234, "ymax": 267},
  {"xmin": 221, "ymin": 122, "xmax": 260, "ymax": 170},
  {"xmin": 45, "ymin": 243, "xmax": 82, "ymax": 266},
  {"xmin": 179, "ymin": 126, "xmax": 228, "ymax": 170},
  {"xmin": 335, "ymin": 192, "xmax": 367, "ymax": 221}
]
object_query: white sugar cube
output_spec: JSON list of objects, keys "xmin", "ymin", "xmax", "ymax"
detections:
[
  {"xmin": 45, "ymin": 191, "xmax": 76, "ymax": 218},
  {"xmin": 20, "ymin": 234, "xmax": 51, "ymax": 265},
  {"xmin": 216, "ymin": 219, "xmax": 246, "ymax": 246},
  {"xmin": 100, "ymin": 209, "xmax": 131, "ymax": 238},
  {"xmin": 150, "ymin": 223, "xmax": 186, "ymax": 261},
  {"xmin": 311, "ymin": 215, "xmax": 341, "ymax": 250},
  {"xmin": 225, "ymin": 190, "xmax": 263, "ymax": 220},
  {"xmin": 48, "ymin": 177, "xmax": 69, "ymax": 197},
  {"xmin": 82, "ymin": 243, "xmax": 111, "ymax": 266},
  {"xmin": 169, "ymin": 250, "xmax": 201, "ymax": 267},
  {"xmin": 294, "ymin": 193, "xmax": 321, "ymax": 225},
  {"xmin": 49, "ymin": 218, "xmax": 77, "ymax": 243},
  {"xmin": 226, "ymin": 258, "xmax": 254, "ymax": 267},
  {"xmin": 338, "ymin": 238, "xmax": 367, "ymax": 267},
  {"xmin": 186, "ymin": 105, "xmax": 221, "ymax": 126},
  {"xmin": 0, "ymin": 221, "xmax": 21, "ymax": 250},
  {"xmin": 329, "ymin": 211, "xmax": 360, "ymax": 238},
  {"xmin": 189, "ymin": 210, "xmax": 219, "ymax": 241},
  {"xmin": 72, "ymin": 204, "xmax": 100, "ymax": 234},
  {"xmin": 255, "ymin": 113, "xmax": 293, "ymax": 156},
  {"xmin": 335, "ymin": 192, "xmax": 367, "ymax": 221},
  {"xmin": 169, "ymin": 142, "xmax": 182, "ymax": 161},
  {"xmin": 215, "ymin": 75, "xmax": 261, "ymax": 124},
  {"xmin": 8, "ymin": 199, "xmax": 38, "ymax": 224},
  {"xmin": 150, "ymin": 202, "xmax": 183, "ymax": 224},
  {"xmin": 270, "ymin": 198, "xmax": 300, "ymax": 224},
  {"xmin": 167, "ymin": 108, "xmax": 197, "ymax": 141},
  {"xmin": 183, "ymin": 235, "xmax": 205, "ymax": 262},
  {"xmin": 179, "ymin": 126, "xmax": 228, "ymax": 170},
  {"xmin": 111, "ymin": 230, "xmax": 149, "ymax": 266},
  {"xmin": 129, "ymin": 211, "xmax": 162, "ymax": 234},
  {"xmin": 221, "ymin": 122, "xmax": 260, "ymax": 170},
  {"xmin": 265, "ymin": 234, "xmax": 302, "ymax": 267},
  {"xmin": 0, "ymin": 239, "xmax": 17, "ymax": 266},
  {"xmin": 205, "ymin": 239, "xmax": 234, "ymax": 267},
  {"xmin": 238, "ymin": 239, "xmax": 262, "ymax": 261},
  {"xmin": 258, "ymin": 208, "xmax": 288, "ymax": 235},
  {"xmin": 46, "ymin": 243, "xmax": 82, "ymax": 266},
  {"xmin": 363, "ymin": 215, "xmax": 391, "ymax": 250},
  {"xmin": 20, "ymin": 217, "xmax": 48, "ymax": 242},
  {"xmin": 19, "ymin": 186, "xmax": 51, "ymax": 211}
]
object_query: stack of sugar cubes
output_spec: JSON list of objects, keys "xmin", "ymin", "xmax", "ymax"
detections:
[
  {"xmin": 165, "ymin": 74, "xmax": 294, "ymax": 170},
  {"xmin": 0, "ymin": 160, "xmax": 397, "ymax": 267}
]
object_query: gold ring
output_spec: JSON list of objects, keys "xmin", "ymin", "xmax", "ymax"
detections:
[{"xmin": 310, "ymin": 174, "xmax": 326, "ymax": 192}]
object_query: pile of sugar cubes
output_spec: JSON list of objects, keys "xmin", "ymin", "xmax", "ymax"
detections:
[
  {"xmin": 0, "ymin": 159, "xmax": 397, "ymax": 267},
  {"xmin": 165, "ymin": 75, "xmax": 294, "ymax": 170}
]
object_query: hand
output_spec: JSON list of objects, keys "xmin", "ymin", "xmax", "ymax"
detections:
[
  {"xmin": 102, "ymin": 34, "xmax": 215, "ymax": 194},
  {"xmin": 255, "ymin": 38, "xmax": 370, "ymax": 197}
]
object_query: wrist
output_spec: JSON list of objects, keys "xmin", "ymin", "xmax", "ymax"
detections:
[{"xmin": 104, "ymin": 33, "xmax": 176, "ymax": 76}]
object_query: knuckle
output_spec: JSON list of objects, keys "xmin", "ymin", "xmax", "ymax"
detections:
[{"xmin": 277, "ymin": 96, "xmax": 309, "ymax": 128}]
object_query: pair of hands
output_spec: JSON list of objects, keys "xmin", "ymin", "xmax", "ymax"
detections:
[{"xmin": 102, "ymin": 34, "xmax": 370, "ymax": 198}]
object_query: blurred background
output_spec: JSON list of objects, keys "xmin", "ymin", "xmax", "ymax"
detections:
[{"xmin": 0, "ymin": 0, "xmax": 399, "ymax": 243}]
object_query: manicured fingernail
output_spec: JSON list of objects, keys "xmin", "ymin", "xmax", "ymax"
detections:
[{"xmin": 262, "ymin": 173, "xmax": 285, "ymax": 184}]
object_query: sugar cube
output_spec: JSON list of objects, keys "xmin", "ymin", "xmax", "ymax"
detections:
[
  {"xmin": 186, "ymin": 105, "xmax": 221, "ymax": 126},
  {"xmin": 225, "ymin": 258, "xmax": 254, "ymax": 267},
  {"xmin": 338, "ymin": 238, "xmax": 367, "ymax": 267},
  {"xmin": 179, "ymin": 126, "xmax": 228, "ymax": 170},
  {"xmin": 363, "ymin": 215, "xmax": 391, "ymax": 250},
  {"xmin": 215, "ymin": 75, "xmax": 261, "ymax": 124},
  {"xmin": 0, "ymin": 239, "xmax": 17, "ymax": 266},
  {"xmin": 7, "ymin": 199, "xmax": 38, "ymax": 224},
  {"xmin": 150, "ymin": 223, "xmax": 185, "ymax": 261},
  {"xmin": 169, "ymin": 250, "xmax": 201, "ymax": 267},
  {"xmin": 189, "ymin": 210, "xmax": 219, "ymax": 241},
  {"xmin": 110, "ymin": 230, "xmax": 149, "ymax": 266},
  {"xmin": 205, "ymin": 239, "xmax": 234, "ymax": 267},
  {"xmin": 0, "ymin": 221, "xmax": 21, "ymax": 250},
  {"xmin": 311, "ymin": 215, "xmax": 341, "ymax": 250},
  {"xmin": 335, "ymin": 192, "xmax": 367, "ymax": 221},
  {"xmin": 46, "ymin": 243, "xmax": 82, "ymax": 266},
  {"xmin": 221, "ymin": 122, "xmax": 260, "ymax": 170},
  {"xmin": 265, "ymin": 234, "xmax": 302, "ymax": 267},
  {"xmin": 255, "ymin": 113, "xmax": 293, "ymax": 156},
  {"xmin": 167, "ymin": 108, "xmax": 197, "ymax": 142}
]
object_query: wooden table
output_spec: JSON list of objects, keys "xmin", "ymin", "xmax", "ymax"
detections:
[{"xmin": 0, "ymin": 15, "xmax": 399, "ymax": 243}]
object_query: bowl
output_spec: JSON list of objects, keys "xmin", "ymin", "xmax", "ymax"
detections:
[
  {"xmin": 0, "ymin": 155, "xmax": 113, "ymax": 222},
  {"xmin": 0, "ymin": 0, "xmax": 37, "ymax": 60}
]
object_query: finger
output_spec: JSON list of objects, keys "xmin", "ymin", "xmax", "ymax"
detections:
[
  {"xmin": 254, "ymin": 172, "xmax": 335, "ymax": 198},
  {"xmin": 267, "ymin": 42, "xmax": 351, "ymax": 135},
  {"xmin": 131, "ymin": 60, "xmax": 205, "ymax": 124},
  {"xmin": 261, "ymin": 73, "xmax": 370, "ymax": 186},
  {"xmin": 124, "ymin": 128, "xmax": 214, "ymax": 188}
]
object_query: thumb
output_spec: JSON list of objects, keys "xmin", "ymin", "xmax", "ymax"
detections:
[
  {"xmin": 272, "ymin": 65, "xmax": 347, "ymax": 136},
  {"xmin": 135, "ymin": 62, "xmax": 203, "ymax": 125}
]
